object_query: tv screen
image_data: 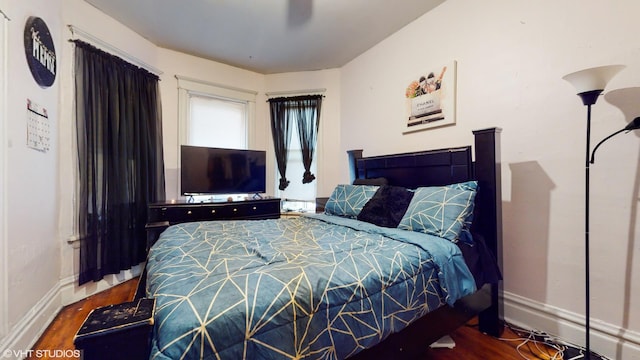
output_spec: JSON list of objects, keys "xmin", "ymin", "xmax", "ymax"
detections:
[{"xmin": 180, "ymin": 145, "xmax": 266, "ymax": 195}]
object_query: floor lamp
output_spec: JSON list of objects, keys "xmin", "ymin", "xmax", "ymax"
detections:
[
  {"xmin": 594, "ymin": 87, "xmax": 640, "ymax": 164},
  {"xmin": 562, "ymin": 64, "xmax": 625, "ymax": 359}
]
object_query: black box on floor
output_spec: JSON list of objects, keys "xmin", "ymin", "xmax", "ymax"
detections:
[{"xmin": 74, "ymin": 297, "xmax": 155, "ymax": 360}]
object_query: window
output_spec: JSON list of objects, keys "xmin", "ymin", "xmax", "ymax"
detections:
[
  {"xmin": 269, "ymin": 95, "xmax": 323, "ymax": 213},
  {"xmin": 177, "ymin": 76, "xmax": 257, "ymax": 200},
  {"xmin": 279, "ymin": 128, "xmax": 316, "ymax": 212},
  {"xmin": 188, "ymin": 95, "xmax": 247, "ymax": 148}
]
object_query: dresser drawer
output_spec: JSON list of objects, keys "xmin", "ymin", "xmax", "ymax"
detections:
[
  {"xmin": 223, "ymin": 201, "xmax": 274, "ymax": 218},
  {"xmin": 147, "ymin": 206, "xmax": 168, "ymax": 223},
  {"xmin": 164, "ymin": 206, "xmax": 203, "ymax": 222},
  {"xmin": 200, "ymin": 206, "xmax": 229, "ymax": 219}
]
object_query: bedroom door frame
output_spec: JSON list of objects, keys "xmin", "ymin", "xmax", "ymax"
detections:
[{"xmin": 0, "ymin": 8, "xmax": 8, "ymax": 339}]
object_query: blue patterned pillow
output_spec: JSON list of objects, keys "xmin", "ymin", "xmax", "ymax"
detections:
[
  {"xmin": 448, "ymin": 181, "xmax": 478, "ymax": 192},
  {"xmin": 398, "ymin": 182, "xmax": 477, "ymax": 243},
  {"xmin": 447, "ymin": 181, "xmax": 478, "ymax": 245},
  {"xmin": 324, "ymin": 184, "xmax": 379, "ymax": 218}
]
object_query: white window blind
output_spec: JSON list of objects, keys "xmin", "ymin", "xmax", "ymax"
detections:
[{"xmin": 188, "ymin": 95, "xmax": 247, "ymax": 149}]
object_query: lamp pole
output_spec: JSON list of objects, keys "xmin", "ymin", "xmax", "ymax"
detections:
[
  {"xmin": 578, "ymin": 90, "xmax": 601, "ymax": 360},
  {"xmin": 585, "ymin": 103, "xmax": 592, "ymax": 360}
]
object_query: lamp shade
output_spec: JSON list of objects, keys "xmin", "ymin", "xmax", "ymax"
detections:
[
  {"xmin": 589, "ymin": 87, "xmax": 640, "ymax": 164},
  {"xmin": 604, "ymin": 87, "xmax": 640, "ymax": 123},
  {"xmin": 562, "ymin": 65, "xmax": 625, "ymax": 94}
]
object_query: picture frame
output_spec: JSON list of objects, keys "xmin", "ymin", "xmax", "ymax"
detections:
[{"xmin": 403, "ymin": 60, "xmax": 457, "ymax": 134}]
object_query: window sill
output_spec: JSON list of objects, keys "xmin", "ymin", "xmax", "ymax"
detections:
[{"xmin": 67, "ymin": 235, "xmax": 81, "ymax": 249}]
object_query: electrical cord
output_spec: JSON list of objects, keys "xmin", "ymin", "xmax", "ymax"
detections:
[
  {"xmin": 500, "ymin": 323, "xmax": 564, "ymax": 360},
  {"xmin": 500, "ymin": 322, "xmax": 609, "ymax": 360}
]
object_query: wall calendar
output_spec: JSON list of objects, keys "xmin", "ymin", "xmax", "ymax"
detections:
[{"xmin": 26, "ymin": 98, "xmax": 50, "ymax": 152}]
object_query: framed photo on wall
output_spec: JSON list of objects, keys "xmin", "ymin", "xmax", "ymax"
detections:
[{"xmin": 403, "ymin": 60, "xmax": 457, "ymax": 134}]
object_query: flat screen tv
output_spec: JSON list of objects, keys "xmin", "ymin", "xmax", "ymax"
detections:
[{"xmin": 180, "ymin": 145, "xmax": 267, "ymax": 196}]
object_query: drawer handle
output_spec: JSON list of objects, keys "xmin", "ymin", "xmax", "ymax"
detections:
[
  {"xmin": 233, "ymin": 208, "xmax": 238, "ymax": 212},
  {"xmin": 187, "ymin": 210, "xmax": 192, "ymax": 215},
  {"xmin": 252, "ymin": 206, "xmax": 257, "ymax": 210},
  {"xmin": 211, "ymin": 209, "xmax": 216, "ymax": 214}
]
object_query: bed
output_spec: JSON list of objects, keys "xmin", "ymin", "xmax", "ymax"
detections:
[{"xmin": 145, "ymin": 127, "xmax": 503, "ymax": 359}]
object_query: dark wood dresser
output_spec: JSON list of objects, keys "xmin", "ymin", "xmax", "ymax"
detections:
[{"xmin": 145, "ymin": 198, "xmax": 281, "ymax": 248}]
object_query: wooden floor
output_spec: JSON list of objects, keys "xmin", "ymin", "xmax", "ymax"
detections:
[
  {"xmin": 29, "ymin": 278, "xmax": 561, "ymax": 359},
  {"xmin": 27, "ymin": 278, "xmax": 138, "ymax": 360}
]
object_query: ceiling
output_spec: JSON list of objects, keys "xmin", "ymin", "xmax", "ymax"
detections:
[{"xmin": 83, "ymin": 0, "xmax": 445, "ymax": 74}]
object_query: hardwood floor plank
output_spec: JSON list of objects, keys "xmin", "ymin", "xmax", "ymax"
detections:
[
  {"xmin": 423, "ymin": 323, "xmax": 560, "ymax": 359},
  {"xmin": 29, "ymin": 278, "xmax": 561, "ymax": 359},
  {"xmin": 27, "ymin": 278, "xmax": 137, "ymax": 360}
]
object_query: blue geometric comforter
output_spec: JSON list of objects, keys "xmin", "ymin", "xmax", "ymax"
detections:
[{"xmin": 146, "ymin": 214, "xmax": 476, "ymax": 360}]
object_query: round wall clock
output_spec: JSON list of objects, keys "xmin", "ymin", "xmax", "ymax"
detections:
[{"xmin": 24, "ymin": 16, "xmax": 56, "ymax": 88}]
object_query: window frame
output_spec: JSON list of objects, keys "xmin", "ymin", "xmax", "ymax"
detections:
[
  {"xmin": 176, "ymin": 76, "xmax": 257, "ymax": 199},
  {"xmin": 273, "ymin": 100, "xmax": 321, "ymax": 211}
]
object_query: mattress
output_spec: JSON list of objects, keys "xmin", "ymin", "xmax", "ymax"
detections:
[{"xmin": 146, "ymin": 214, "xmax": 476, "ymax": 359}]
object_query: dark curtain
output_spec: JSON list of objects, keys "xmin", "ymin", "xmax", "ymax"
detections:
[
  {"xmin": 73, "ymin": 40, "xmax": 166, "ymax": 285},
  {"xmin": 292, "ymin": 95, "xmax": 322, "ymax": 183},
  {"xmin": 269, "ymin": 95, "xmax": 322, "ymax": 189},
  {"xmin": 268, "ymin": 98, "xmax": 294, "ymax": 190}
]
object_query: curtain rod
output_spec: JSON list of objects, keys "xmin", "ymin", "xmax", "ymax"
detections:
[
  {"xmin": 67, "ymin": 24, "xmax": 163, "ymax": 76},
  {"xmin": 265, "ymin": 88, "xmax": 326, "ymax": 98}
]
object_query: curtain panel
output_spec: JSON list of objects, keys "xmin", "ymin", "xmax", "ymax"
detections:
[
  {"xmin": 292, "ymin": 95, "xmax": 322, "ymax": 183},
  {"xmin": 73, "ymin": 40, "xmax": 166, "ymax": 285},
  {"xmin": 268, "ymin": 95, "xmax": 322, "ymax": 189},
  {"xmin": 268, "ymin": 99, "xmax": 294, "ymax": 190}
]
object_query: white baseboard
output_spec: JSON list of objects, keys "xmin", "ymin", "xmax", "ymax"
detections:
[
  {"xmin": 0, "ymin": 283, "xmax": 62, "ymax": 360},
  {"xmin": 0, "ymin": 266, "xmax": 142, "ymax": 360},
  {"xmin": 59, "ymin": 264, "xmax": 142, "ymax": 306},
  {"xmin": 504, "ymin": 291, "xmax": 640, "ymax": 360}
]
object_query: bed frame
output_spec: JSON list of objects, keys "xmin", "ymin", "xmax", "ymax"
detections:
[
  {"xmin": 348, "ymin": 127, "xmax": 503, "ymax": 359},
  {"xmin": 130, "ymin": 128, "xmax": 502, "ymax": 359}
]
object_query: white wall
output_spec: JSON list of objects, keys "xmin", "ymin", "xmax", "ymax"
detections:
[
  {"xmin": 0, "ymin": 3, "xmax": 7, "ymax": 343},
  {"xmin": 0, "ymin": 0, "xmax": 62, "ymax": 354},
  {"xmin": 341, "ymin": 0, "xmax": 640, "ymax": 357}
]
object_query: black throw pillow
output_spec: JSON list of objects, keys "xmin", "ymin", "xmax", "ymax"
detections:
[{"xmin": 357, "ymin": 185, "xmax": 414, "ymax": 228}]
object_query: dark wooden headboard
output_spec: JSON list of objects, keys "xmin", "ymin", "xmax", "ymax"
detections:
[
  {"xmin": 348, "ymin": 127, "xmax": 503, "ymax": 336},
  {"xmin": 351, "ymin": 146, "xmax": 473, "ymax": 187}
]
